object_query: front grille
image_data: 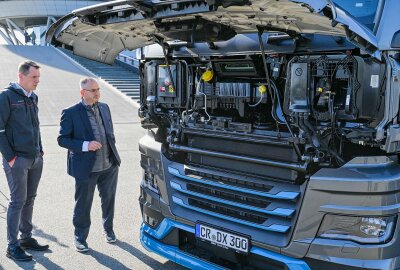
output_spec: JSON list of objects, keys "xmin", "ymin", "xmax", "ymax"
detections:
[
  {"xmin": 189, "ymin": 199, "xmax": 269, "ymax": 224},
  {"xmin": 187, "ymin": 183, "xmax": 271, "ymax": 208},
  {"xmin": 167, "ymin": 163, "xmax": 302, "ymax": 246},
  {"xmin": 186, "ymin": 168, "xmax": 273, "ymax": 193}
]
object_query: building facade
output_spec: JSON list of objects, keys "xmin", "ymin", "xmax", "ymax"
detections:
[{"xmin": 0, "ymin": 0, "xmax": 104, "ymax": 45}]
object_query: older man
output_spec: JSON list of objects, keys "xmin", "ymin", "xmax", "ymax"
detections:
[
  {"xmin": 0, "ymin": 60, "xmax": 49, "ymax": 261},
  {"xmin": 58, "ymin": 77, "xmax": 121, "ymax": 252}
]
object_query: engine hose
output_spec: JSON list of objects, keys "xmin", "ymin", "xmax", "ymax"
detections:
[
  {"xmin": 248, "ymin": 94, "xmax": 266, "ymax": 107},
  {"xmin": 298, "ymin": 117, "xmax": 313, "ymax": 144},
  {"xmin": 300, "ymin": 116, "xmax": 344, "ymax": 165},
  {"xmin": 303, "ymin": 117, "xmax": 317, "ymax": 134},
  {"xmin": 194, "ymin": 77, "xmax": 211, "ymax": 121},
  {"xmin": 257, "ymin": 28, "xmax": 301, "ymax": 159}
]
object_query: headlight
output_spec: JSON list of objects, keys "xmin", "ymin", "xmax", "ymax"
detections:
[
  {"xmin": 141, "ymin": 170, "xmax": 160, "ymax": 194},
  {"xmin": 317, "ymin": 214, "xmax": 397, "ymax": 244}
]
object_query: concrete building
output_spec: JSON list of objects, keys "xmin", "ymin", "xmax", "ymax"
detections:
[{"xmin": 0, "ymin": 0, "xmax": 105, "ymax": 45}]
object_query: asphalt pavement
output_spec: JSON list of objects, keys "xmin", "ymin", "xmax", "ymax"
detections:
[{"xmin": 0, "ymin": 45, "xmax": 186, "ymax": 270}]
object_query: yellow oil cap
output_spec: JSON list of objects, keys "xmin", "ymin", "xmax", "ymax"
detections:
[
  {"xmin": 317, "ymin": 87, "xmax": 323, "ymax": 93},
  {"xmin": 202, "ymin": 70, "xmax": 214, "ymax": 82},
  {"xmin": 258, "ymin": 85, "xmax": 267, "ymax": 94}
]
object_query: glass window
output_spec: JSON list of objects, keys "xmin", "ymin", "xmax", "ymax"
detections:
[{"xmin": 333, "ymin": 0, "xmax": 379, "ymax": 30}]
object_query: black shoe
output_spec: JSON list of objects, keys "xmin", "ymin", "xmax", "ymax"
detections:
[
  {"xmin": 104, "ymin": 230, "xmax": 117, "ymax": 243},
  {"xmin": 20, "ymin": 238, "xmax": 49, "ymax": 251},
  {"xmin": 74, "ymin": 240, "xmax": 89, "ymax": 253},
  {"xmin": 6, "ymin": 246, "xmax": 32, "ymax": 261}
]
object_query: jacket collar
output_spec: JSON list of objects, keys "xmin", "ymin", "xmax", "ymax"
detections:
[
  {"xmin": 81, "ymin": 99, "xmax": 99, "ymax": 111},
  {"xmin": 8, "ymin": 83, "xmax": 35, "ymax": 99}
]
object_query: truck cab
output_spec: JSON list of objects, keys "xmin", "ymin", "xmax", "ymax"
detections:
[{"xmin": 48, "ymin": 1, "xmax": 400, "ymax": 269}]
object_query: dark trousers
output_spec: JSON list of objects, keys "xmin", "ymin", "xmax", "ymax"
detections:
[
  {"xmin": 2, "ymin": 156, "xmax": 43, "ymax": 248},
  {"xmin": 73, "ymin": 164, "xmax": 118, "ymax": 242}
]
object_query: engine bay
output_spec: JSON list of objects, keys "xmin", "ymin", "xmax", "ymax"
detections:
[{"xmin": 140, "ymin": 49, "xmax": 387, "ymax": 177}]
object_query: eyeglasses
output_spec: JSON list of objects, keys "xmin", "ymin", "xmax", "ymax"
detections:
[{"xmin": 83, "ymin": 88, "xmax": 100, "ymax": 93}]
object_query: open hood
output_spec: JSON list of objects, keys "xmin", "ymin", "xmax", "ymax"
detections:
[{"xmin": 47, "ymin": 0, "xmax": 381, "ymax": 64}]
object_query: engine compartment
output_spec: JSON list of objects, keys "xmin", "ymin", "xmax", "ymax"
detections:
[{"xmin": 140, "ymin": 50, "xmax": 387, "ymax": 179}]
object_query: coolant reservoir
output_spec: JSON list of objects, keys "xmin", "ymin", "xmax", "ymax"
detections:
[{"xmin": 202, "ymin": 70, "xmax": 214, "ymax": 82}]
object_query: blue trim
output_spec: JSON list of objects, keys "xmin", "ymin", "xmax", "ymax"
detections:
[
  {"xmin": 141, "ymin": 225, "xmax": 226, "ymax": 270},
  {"xmin": 168, "ymin": 167, "xmax": 299, "ymax": 200},
  {"xmin": 141, "ymin": 220, "xmax": 311, "ymax": 270},
  {"xmin": 172, "ymin": 196, "xmax": 290, "ymax": 233},
  {"xmin": 170, "ymin": 181, "xmax": 295, "ymax": 217},
  {"xmin": 142, "ymin": 218, "xmax": 194, "ymax": 240}
]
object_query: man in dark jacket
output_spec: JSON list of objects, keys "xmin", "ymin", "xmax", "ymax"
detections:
[
  {"xmin": 30, "ymin": 31, "xmax": 36, "ymax": 45},
  {"xmin": 58, "ymin": 77, "xmax": 121, "ymax": 252},
  {"xmin": 23, "ymin": 30, "xmax": 30, "ymax": 45},
  {"xmin": 0, "ymin": 60, "xmax": 49, "ymax": 261}
]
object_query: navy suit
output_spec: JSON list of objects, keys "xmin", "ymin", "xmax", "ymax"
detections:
[
  {"xmin": 58, "ymin": 101, "xmax": 121, "ymax": 242},
  {"xmin": 58, "ymin": 102, "xmax": 121, "ymax": 179}
]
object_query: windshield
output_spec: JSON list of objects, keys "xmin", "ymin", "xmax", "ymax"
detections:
[{"xmin": 333, "ymin": 0, "xmax": 379, "ymax": 31}]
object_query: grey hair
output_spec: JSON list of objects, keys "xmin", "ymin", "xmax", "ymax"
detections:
[
  {"xmin": 18, "ymin": 60, "xmax": 40, "ymax": 75},
  {"xmin": 80, "ymin": 77, "xmax": 98, "ymax": 89}
]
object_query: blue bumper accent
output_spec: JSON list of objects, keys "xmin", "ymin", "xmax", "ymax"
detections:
[
  {"xmin": 140, "ymin": 219, "xmax": 311, "ymax": 270},
  {"xmin": 140, "ymin": 223, "xmax": 226, "ymax": 270}
]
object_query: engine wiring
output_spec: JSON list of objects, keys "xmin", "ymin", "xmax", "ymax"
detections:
[{"xmin": 141, "ymin": 39, "xmax": 387, "ymax": 169}]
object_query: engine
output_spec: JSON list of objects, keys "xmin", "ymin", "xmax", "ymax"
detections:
[{"xmin": 140, "ymin": 53, "xmax": 387, "ymax": 176}]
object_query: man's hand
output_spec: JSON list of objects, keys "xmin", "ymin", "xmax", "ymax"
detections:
[
  {"xmin": 8, "ymin": 156, "xmax": 16, "ymax": 168},
  {"xmin": 88, "ymin": 141, "xmax": 102, "ymax": 151}
]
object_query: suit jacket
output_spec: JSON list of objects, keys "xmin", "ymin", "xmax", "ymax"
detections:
[{"xmin": 58, "ymin": 101, "xmax": 121, "ymax": 179}]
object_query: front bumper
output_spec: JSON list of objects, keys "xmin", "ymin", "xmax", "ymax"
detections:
[
  {"xmin": 140, "ymin": 219, "xmax": 311, "ymax": 270},
  {"xmin": 139, "ymin": 134, "xmax": 400, "ymax": 269}
]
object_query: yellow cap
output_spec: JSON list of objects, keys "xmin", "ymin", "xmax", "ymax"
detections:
[
  {"xmin": 317, "ymin": 87, "xmax": 323, "ymax": 93},
  {"xmin": 202, "ymin": 70, "xmax": 214, "ymax": 82},
  {"xmin": 258, "ymin": 85, "xmax": 267, "ymax": 94}
]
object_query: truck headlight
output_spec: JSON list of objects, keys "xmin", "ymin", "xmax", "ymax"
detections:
[
  {"xmin": 141, "ymin": 170, "xmax": 160, "ymax": 194},
  {"xmin": 317, "ymin": 215, "xmax": 397, "ymax": 244}
]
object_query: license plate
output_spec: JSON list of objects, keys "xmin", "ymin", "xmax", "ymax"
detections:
[{"xmin": 195, "ymin": 223, "xmax": 249, "ymax": 253}]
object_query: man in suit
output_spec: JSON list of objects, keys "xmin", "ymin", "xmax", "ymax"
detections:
[{"xmin": 58, "ymin": 77, "xmax": 121, "ymax": 252}]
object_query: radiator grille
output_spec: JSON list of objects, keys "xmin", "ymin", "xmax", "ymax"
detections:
[{"xmin": 167, "ymin": 164, "xmax": 302, "ymax": 244}]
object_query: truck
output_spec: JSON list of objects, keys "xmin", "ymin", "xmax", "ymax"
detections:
[{"xmin": 47, "ymin": 0, "xmax": 400, "ymax": 269}]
